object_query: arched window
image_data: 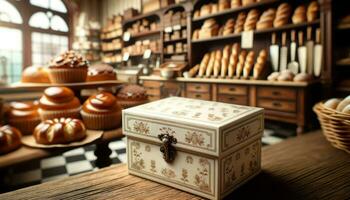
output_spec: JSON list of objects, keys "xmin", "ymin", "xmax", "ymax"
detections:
[{"xmin": 0, "ymin": 0, "xmax": 71, "ymax": 83}]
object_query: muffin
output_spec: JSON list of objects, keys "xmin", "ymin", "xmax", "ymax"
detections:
[
  {"xmin": 6, "ymin": 101, "xmax": 41, "ymax": 135},
  {"xmin": 81, "ymin": 92, "xmax": 122, "ymax": 130},
  {"xmin": 21, "ymin": 66, "xmax": 50, "ymax": 83},
  {"xmin": 48, "ymin": 50, "xmax": 89, "ymax": 83},
  {"xmin": 0, "ymin": 125, "xmax": 22, "ymax": 154},
  {"xmin": 87, "ymin": 63, "xmax": 116, "ymax": 82},
  {"xmin": 39, "ymin": 87, "xmax": 81, "ymax": 120},
  {"xmin": 34, "ymin": 118, "xmax": 86, "ymax": 145},
  {"xmin": 116, "ymin": 85, "xmax": 149, "ymax": 109}
]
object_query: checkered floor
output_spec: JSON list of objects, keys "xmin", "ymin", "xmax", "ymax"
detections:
[{"xmin": 2, "ymin": 126, "xmax": 294, "ymax": 192}]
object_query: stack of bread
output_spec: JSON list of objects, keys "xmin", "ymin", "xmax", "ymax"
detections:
[
  {"xmin": 256, "ymin": 8, "xmax": 276, "ymax": 30},
  {"xmin": 267, "ymin": 70, "xmax": 313, "ymax": 82},
  {"xmin": 244, "ymin": 9, "xmax": 260, "ymax": 31},
  {"xmin": 273, "ymin": 3, "xmax": 292, "ymax": 27},
  {"xmin": 198, "ymin": 18, "xmax": 219, "ymax": 39}
]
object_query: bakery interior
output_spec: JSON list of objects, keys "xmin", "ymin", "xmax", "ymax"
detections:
[{"xmin": 0, "ymin": 0, "xmax": 349, "ymax": 199}]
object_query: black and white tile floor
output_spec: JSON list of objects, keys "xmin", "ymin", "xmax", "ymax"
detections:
[{"xmin": 2, "ymin": 127, "xmax": 293, "ymax": 191}]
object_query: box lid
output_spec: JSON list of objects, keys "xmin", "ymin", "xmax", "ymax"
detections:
[{"xmin": 123, "ymin": 97, "xmax": 263, "ymax": 156}]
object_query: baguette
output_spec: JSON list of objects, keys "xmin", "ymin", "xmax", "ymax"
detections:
[
  {"xmin": 234, "ymin": 12, "xmax": 247, "ymax": 34},
  {"xmin": 213, "ymin": 50, "xmax": 222, "ymax": 77},
  {"xmin": 236, "ymin": 50, "xmax": 247, "ymax": 78},
  {"xmin": 219, "ymin": 45, "xmax": 231, "ymax": 77},
  {"xmin": 205, "ymin": 51, "xmax": 216, "ymax": 77},
  {"xmin": 253, "ymin": 49, "xmax": 267, "ymax": 79},
  {"xmin": 243, "ymin": 51, "xmax": 255, "ymax": 78},
  {"xmin": 198, "ymin": 53, "xmax": 210, "ymax": 77},
  {"xmin": 273, "ymin": 3, "xmax": 292, "ymax": 27},
  {"xmin": 228, "ymin": 43, "xmax": 240, "ymax": 77},
  {"xmin": 188, "ymin": 64, "xmax": 200, "ymax": 77}
]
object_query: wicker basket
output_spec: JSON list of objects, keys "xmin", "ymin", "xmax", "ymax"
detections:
[{"xmin": 313, "ymin": 102, "xmax": 350, "ymax": 153}]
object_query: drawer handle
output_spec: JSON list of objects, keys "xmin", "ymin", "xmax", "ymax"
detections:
[
  {"xmin": 158, "ymin": 133, "xmax": 177, "ymax": 163},
  {"xmin": 229, "ymin": 87, "xmax": 236, "ymax": 91},
  {"xmin": 228, "ymin": 97, "xmax": 237, "ymax": 101},
  {"xmin": 195, "ymin": 85, "xmax": 201, "ymax": 90},
  {"xmin": 272, "ymin": 102, "xmax": 282, "ymax": 107},
  {"xmin": 272, "ymin": 91, "xmax": 281, "ymax": 96},
  {"xmin": 195, "ymin": 94, "xmax": 202, "ymax": 98}
]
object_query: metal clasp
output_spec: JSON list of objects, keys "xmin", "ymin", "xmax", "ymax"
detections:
[{"xmin": 158, "ymin": 133, "xmax": 177, "ymax": 163}]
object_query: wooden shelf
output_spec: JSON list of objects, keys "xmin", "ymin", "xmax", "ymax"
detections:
[
  {"xmin": 129, "ymin": 52, "xmax": 161, "ymax": 57},
  {"xmin": 164, "ymin": 52, "xmax": 187, "ymax": 56},
  {"xmin": 163, "ymin": 37, "xmax": 187, "ymax": 43},
  {"xmin": 337, "ymin": 24, "xmax": 350, "ymax": 30},
  {"xmin": 192, "ymin": 0, "xmax": 278, "ymax": 22},
  {"xmin": 130, "ymin": 29, "xmax": 161, "ymax": 39},
  {"xmin": 101, "ymin": 35, "xmax": 122, "ymax": 41},
  {"xmin": 192, "ymin": 20, "xmax": 320, "ymax": 44},
  {"xmin": 123, "ymin": 10, "xmax": 161, "ymax": 25},
  {"xmin": 102, "ymin": 48, "xmax": 122, "ymax": 53}
]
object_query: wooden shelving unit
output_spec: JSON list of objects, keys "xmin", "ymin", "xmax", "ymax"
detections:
[{"xmin": 130, "ymin": 29, "xmax": 161, "ymax": 39}]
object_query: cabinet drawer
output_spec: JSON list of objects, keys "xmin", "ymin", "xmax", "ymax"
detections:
[
  {"xmin": 186, "ymin": 83, "xmax": 210, "ymax": 93},
  {"xmin": 143, "ymin": 81, "xmax": 162, "ymax": 88},
  {"xmin": 217, "ymin": 94, "xmax": 247, "ymax": 105},
  {"xmin": 257, "ymin": 99, "xmax": 296, "ymax": 112},
  {"xmin": 146, "ymin": 88, "xmax": 160, "ymax": 96},
  {"xmin": 257, "ymin": 87, "xmax": 296, "ymax": 100},
  {"xmin": 186, "ymin": 92, "xmax": 211, "ymax": 100},
  {"xmin": 218, "ymin": 84, "xmax": 248, "ymax": 95}
]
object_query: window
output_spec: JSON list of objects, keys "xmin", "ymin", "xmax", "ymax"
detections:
[
  {"xmin": 30, "ymin": 0, "xmax": 67, "ymax": 13},
  {"xmin": 0, "ymin": 0, "xmax": 22, "ymax": 24}
]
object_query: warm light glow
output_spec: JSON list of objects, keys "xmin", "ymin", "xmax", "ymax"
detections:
[{"xmin": 0, "ymin": 0, "xmax": 23, "ymax": 24}]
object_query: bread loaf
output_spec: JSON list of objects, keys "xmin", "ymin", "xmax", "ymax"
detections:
[
  {"xmin": 228, "ymin": 43, "xmax": 240, "ymax": 77},
  {"xmin": 220, "ymin": 45, "xmax": 231, "ymax": 77},
  {"xmin": 267, "ymin": 72, "xmax": 280, "ymax": 81},
  {"xmin": 256, "ymin": 8, "xmax": 276, "ymax": 30},
  {"xmin": 336, "ymin": 99, "xmax": 350, "ymax": 112},
  {"xmin": 253, "ymin": 49, "xmax": 267, "ymax": 79},
  {"xmin": 198, "ymin": 53, "xmax": 210, "ymax": 77},
  {"xmin": 192, "ymin": 29, "xmax": 200, "ymax": 40},
  {"xmin": 242, "ymin": 0, "xmax": 255, "ymax": 6},
  {"xmin": 194, "ymin": 10, "xmax": 200, "ymax": 18},
  {"xmin": 342, "ymin": 104, "xmax": 350, "ymax": 114},
  {"xmin": 243, "ymin": 51, "xmax": 255, "ymax": 78},
  {"xmin": 307, "ymin": 1, "xmax": 319, "ymax": 22},
  {"xmin": 293, "ymin": 73, "xmax": 312, "ymax": 82},
  {"xmin": 206, "ymin": 51, "xmax": 216, "ymax": 77},
  {"xmin": 244, "ymin": 9, "xmax": 260, "ymax": 31},
  {"xmin": 219, "ymin": 0, "xmax": 230, "ymax": 11},
  {"xmin": 213, "ymin": 50, "xmax": 222, "ymax": 77},
  {"xmin": 223, "ymin": 18, "xmax": 235, "ymax": 36},
  {"xmin": 211, "ymin": 4, "xmax": 218, "ymax": 13},
  {"xmin": 292, "ymin": 5, "xmax": 307, "ymax": 24},
  {"xmin": 324, "ymin": 98, "xmax": 342, "ymax": 110},
  {"xmin": 236, "ymin": 50, "xmax": 247, "ymax": 78},
  {"xmin": 0, "ymin": 125, "xmax": 22, "ymax": 154},
  {"xmin": 231, "ymin": 0, "xmax": 241, "ymax": 8},
  {"xmin": 234, "ymin": 12, "xmax": 247, "ymax": 34},
  {"xmin": 273, "ymin": 3, "xmax": 292, "ymax": 27},
  {"xmin": 188, "ymin": 64, "xmax": 200, "ymax": 77},
  {"xmin": 200, "ymin": 4, "xmax": 212, "ymax": 16}
]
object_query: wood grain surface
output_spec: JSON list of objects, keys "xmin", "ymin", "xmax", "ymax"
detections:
[{"xmin": 1, "ymin": 131, "xmax": 349, "ymax": 200}]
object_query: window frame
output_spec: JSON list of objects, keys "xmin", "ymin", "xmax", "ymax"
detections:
[{"xmin": 0, "ymin": 0, "xmax": 73, "ymax": 70}]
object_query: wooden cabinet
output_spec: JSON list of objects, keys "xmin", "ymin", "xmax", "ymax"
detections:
[
  {"xmin": 142, "ymin": 80, "xmax": 184, "ymax": 100},
  {"xmin": 257, "ymin": 87, "xmax": 296, "ymax": 100}
]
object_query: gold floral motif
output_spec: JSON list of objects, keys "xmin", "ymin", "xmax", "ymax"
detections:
[
  {"xmin": 161, "ymin": 168, "xmax": 176, "ymax": 179},
  {"xmin": 130, "ymin": 142, "xmax": 145, "ymax": 170},
  {"xmin": 145, "ymin": 145, "xmax": 151, "ymax": 152},
  {"xmin": 159, "ymin": 127, "xmax": 176, "ymax": 136},
  {"xmin": 150, "ymin": 160, "xmax": 157, "ymax": 173},
  {"xmin": 185, "ymin": 131, "xmax": 205, "ymax": 147},
  {"xmin": 181, "ymin": 169, "xmax": 189, "ymax": 182},
  {"xmin": 133, "ymin": 121, "xmax": 150, "ymax": 135},
  {"xmin": 224, "ymin": 157, "xmax": 236, "ymax": 189},
  {"xmin": 236, "ymin": 126, "xmax": 250, "ymax": 142},
  {"xmin": 194, "ymin": 158, "xmax": 211, "ymax": 192},
  {"xmin": 186, "ymin": 156, "xmax": 193, "ymax": 164}
]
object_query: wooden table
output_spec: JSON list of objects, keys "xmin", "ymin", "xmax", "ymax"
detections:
[{"xmin": 1, "ymin": 131, "xmax": 350, "ymax": 200}]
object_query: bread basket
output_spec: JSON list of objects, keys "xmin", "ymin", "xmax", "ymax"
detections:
[{"xmin": 313, "ymin": 102, "xmax": 350, "ymax": 153}]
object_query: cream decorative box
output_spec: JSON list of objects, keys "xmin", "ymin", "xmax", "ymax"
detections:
[{"xmin": 122, "ymin": 97, "xmax": 264, "ymax": 199}]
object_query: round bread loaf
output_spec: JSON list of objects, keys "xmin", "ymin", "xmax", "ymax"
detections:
[
  {"xmin": 292, "ymin": 5, "xmax": 307, "ymax": 24},
  {"xmin": 336, "ymin": 98, "xmax": 350, "ymax": 112},
  {"xmin": 0, "ymin": 125, "xmax": 22, "ymax": 154},
  {"xmin": 267, "ymin": 72, "xmax": 280, "ymax": 81},
  {"xmin": 81, "ymin": 92, "xmax": 122, "ymax": 130},
  {"xmin": 87, "ymin": 63, "xmax": 116, "ymax": 82},
  {"xmin": 324, "ymin": 98, "xmax": 342, "ymax": 110},
  {"xmin": 116, "ymin": 85, "xmax": 149, "ymax": 109},
  {"xmin": 293, "ymin": 73, "xmax": 312, "ymax": 82},
  {"xmin": 39, "ymin": 87, "xmax": 81, "ymax": 120},
  {"xmin": 273, "ymin": 3, "xmax": 292, "ymax": 27},
  {"xmin": 342, "ymin": 104, "xmax": 350, "ymax": 114},
  {"xmin": 22, "ymin": 66, "xmax": 50, "ymax": 83},
  {"xmin": 34, "ymin": 118, "xmax": 86, "ymax": 145}
]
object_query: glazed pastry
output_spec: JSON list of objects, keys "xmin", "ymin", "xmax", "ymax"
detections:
[
  {"xmin": 81, "ymin": 92, "xmax": 122, "ymax": 130},
  {"xmin": 253, "ymin": 49, "xmax": 267, "ymax": 79},
  {"xmin": 244, "ymin": 9, "xmax": 260, "ymax": 31},
  {"xmin": 234, "ymin": 12, "xmax": 247, "ymax": 34},
  {"xmin": 292, "ymin": 5, "xmax": 307, "ymax": 24},
  {"xmin": 307, "ymin": 1, "xmax": 319, "ymax": 22},
  {"xmin": 87, "ymin": 63, "xmax": 116, "ymax": 82},
  {"xmin": 0, "ymin": 125, "xmax": 22, "ymax": 154},
  {"xmin": 116, "ymin": 85, "xmax": 149, "ymax": 109},
  {"xmin": 231, "ymin": 0, "xmax": 241, "ymax": 8},
  {"xmin": 273, "ymin": 3, "xmax": 292, "ymax": 27},
  {"xmin": 33, "ymin": 118, "xmax": 86, "ymax": 145},
  {"xmin": 39, "ymin": 87, "xmax": 81, "ymax": 121},
  {"xmin": 48, "ymin": 50, "xmax": 89, "ymax": 83},
  {"xmin": 6, "ymin": 101, "xmax": 41, "ymax": 135},
  {"xmin": 21, "ymin": 66, "xmax": 50, "ymax": 83},
  {"xmin": 256, "ymin": 8, "xmax": 276, "ymax": 30},
  {"xmin": 236, "ymin": 50, "xmax": 247, "ymax": 78},
  {"xmin": 228, "ymin": 43, "xmax": 240, "ymax": 78},
  {"xmin": 243, "ymin": 51, "xmax": 255, "ymax": 78}
]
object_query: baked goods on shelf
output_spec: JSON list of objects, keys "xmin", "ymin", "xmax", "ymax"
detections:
[
  {"xmin": 0, "ymin": 125, "xmax": 22, "ymax": 154},
  {"xmin": 267, "ymin": 70, "xmax": 312, "ymax": 82},
  {"xmin": 39, "ymin": 87, "xmax": 81, "ymax": 121},
  {"xmin": 116, "ymin": 85, "xmax": 149, "ymax": 108},
  {"xmin": 244, "ymin": 9, "xmax": 260, "ymax": 31},
  {"xmin": 256, "ymin": 8, "xmax": 276, "ymax": 30},
  {"xmin": 234, "ymin": 12, "xmax": 247, "ymax": 34},
  {"xmin": 123, "ymin": 39, "xmax": 161, "ymax": 56},
  {"xmin": 199, "ymin": 18, "xmax": 219, "ymax": 39},
  {"xmin": 48, "ymin": 50, "xmax": 89, "ymax": 83},
  {"xmin": 292, "ymin": 5, "xmax": 307, "ymax": 24},
  {"xmin": 253, "ymin": 49, "xmax": 268, "ymax": 79},
  {"xmin": 200, "ymin": 4, "xmax": 212, "ymax": 16},
  {"xmin": 33, "ymin": 118, "xmax": 86, "ymax": 145},
  {"xmin": 21, "ymin": 66, "xmax": 51, "ymax": 83},
  {"xmin": 81, "ymin": 92, "xmax": 122, "ymax": 130},
  {"xmin": 222, "ymin": 19, "xmax": 235, "ymax": 36},
  {"xmin": 102, "ymin": 53, "xmax": 122, "ymax": 64},
  {"xmin": 228, "ymin": 43, "xmax": 240, "ymax": 78},
  {"xmin": 273, "ymin": 3, "xmax": 292, "ymax": 27},
  {"xmin": 243, "ymin": 51, "xmax": 255, "ymax": 78},
  {"xmin": 5, "ymin": 101, "xmax": 41, "ymax": 135},
  {"xmin": 125, "ymin": 19, "xmax": 159, "ymax": 36},
  {"xmin": 307, "ymin": 1, "xmax": 319, "ymax": 22},
  {"xmin": 293, "ymin": 73, "xmax": 313, "ymax": 82},
  {"xmin": 231, "ymin": 0, "xmax": 241, "ymax": 8},
  {"xmin": 219, "ymin": 0, "xmax": 230, "ymax": 11},
  {"xmin": 87, "ymin": 63, "xmax": 116, "ymax": 82},
  {"xmin": 242, "ymin": 0, "xmax": 255, "ymax": 6},
  {"xmin": 101, "ymin": 38, "xmax": 122, "ymax": 51},
  {"xmin": 236, "ymin": 50, "xmax": 247, "ymax": 78},
  {"xmin": 220, "ymin": 44, "xmax": 231, "ymax": 77}
]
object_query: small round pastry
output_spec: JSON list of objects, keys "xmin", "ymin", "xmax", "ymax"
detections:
[
  {"xmin": 39, "ymin": 87, "xmax": 81, "ymax": 121},
  {"xmin": 48, "ymin": 50, "xmax": 89, "ymax": 83},
  {"xmin": 6, "ymin": 101, "xmax": 41, "ymax": 135},
  {"xmin": 0, "ymin": 125, "xmax": 22, "ymax": 154},
  {"xmin": 21, "ymin": 66, "xmax": 50, "ymax": 83},
  {"xmin": 86, "ymin": 63, "xmax": 116, "ymax": 82},
  {"xmin": 293, "ymin": 73, "xmax": 312, "ymax": 82},
  {"xmin": 81, "ymin": 92, "xmax": 122, "ymax": 130},
  {"xmin": 342, "ymin": 104, "xmax": 350, "ymax": 114},
  {"xmin": 277, "ymin": 73, "xmax": 293, "ymax": 82},
  {"xmin": 116, "ymin": 85, "xmax": 149, "ymax": 109},
  {"xmin": 33, "ymin": 118, "xmax": 86, "ymax": 145},
  {"xmin": 267, "ymin": 72, "xmax": 280, "ymax": 81},
  {"xmin": 336, "ymin": 98, "xmax": 350, "ymax": 112},
  {"xmin": 324, "ymin": 98, "xmax": 341, "ymax": 110}
]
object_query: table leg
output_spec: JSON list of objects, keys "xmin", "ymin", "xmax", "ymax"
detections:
[
  {"xmin": 94, "ymin": 142, "xmax": 112, "ymax": 168},
  {"xmin": 296, "ymin": 125, "xmax": 305, "ymax": 136}
]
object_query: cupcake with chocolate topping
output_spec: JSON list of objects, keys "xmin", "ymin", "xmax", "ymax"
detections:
[
  {"xmin": 81, "ymin": 92, "xmax": 122, "ymax": 130},
  {"xmin": 39, "ymin": 87, "xmax": 81, "ymax": 120},
  {"xmin": 87, "ymin": 63, "xmax": 116, "ymax": 82},
  {"xmin": 116, "ymin": 84, "xmax": 149, "ymax": 109},
  {"xmin": 48, "ymin": 50, "xmax": 89, "ymax": 83}
]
